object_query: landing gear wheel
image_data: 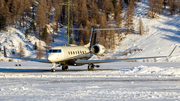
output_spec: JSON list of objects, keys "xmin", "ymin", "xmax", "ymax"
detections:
[
  {"xmin": 51, "ymin": 63, "xmax": 56, "ymax": 72},
  {"xmin": 62, "ymin": 66, "xmax": 69, "ymax": 71},
  {"xmin": 91, "ymin": 66, "xmax": 94, "ymax": 71},
  {"xmin": 65, "ymin": 66, "xmax": 68, "ymax": 71},
  {"xmin": 51, "ymin": 69, "xmax": 55, "ymax": 72},
  {"xmin": 62, "ymin": 66, "xmax": 65, "ymax": 71},
  {"xmin": 88, "ymin": 64, "xmax": 95, "ymax": 71}
]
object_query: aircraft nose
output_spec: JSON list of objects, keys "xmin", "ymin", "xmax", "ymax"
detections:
[{"xmin": 48, "ymin": 55, "xmax": 54, "ymax": 62}]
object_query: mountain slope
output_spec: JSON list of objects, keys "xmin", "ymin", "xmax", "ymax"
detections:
[
  {"xmin": 92, "ymin": 0, "xmax": 180, "ymax": 62},
  {"xmin": 0, "ymin": 0, "xmax": 180, "ymax": 62}
]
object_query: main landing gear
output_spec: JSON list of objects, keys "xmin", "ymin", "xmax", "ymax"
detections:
[
  {"xmin": 88, "ymin": 64, "xmax": 100, "ymax": 71},
  {"xmin": 62, "ymin": 66, "xmax": 69, "ymax": 71}
]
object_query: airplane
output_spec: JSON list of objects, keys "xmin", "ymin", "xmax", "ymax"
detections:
[{"xmin": 3, "ymin": 28, "xmax": 177, "ymax": 72}]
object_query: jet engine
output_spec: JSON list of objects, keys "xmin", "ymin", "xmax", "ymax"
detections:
[{"xmin": 91, "ymin": 44, "xmax": 106, "ymax": 55}]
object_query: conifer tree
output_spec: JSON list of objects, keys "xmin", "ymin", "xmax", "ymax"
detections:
[
  {"xmin": 11, "ymin": 0, "xmax": 19, "ymax": 28},
  {"xmin": 25, "ymin": 29, "xmax": 29, "ymax": 39},
  {"xmin": 115, "ymin": 3, "xmax": 123, "ymax": 28},
  {"xmin": 169, "ymin": 0, "xmax": 176, "ymax": 16},
  {"xmin": 37, "ymin": 41, "xmax": 43, "ymax": 59},
  {"xmin": 78, "ymin": 23, "xmax": 84, "ymax": 45},
  {"xmin": 147, "ymin": 0, "xmax": 157, "ymax": 18},
  {"xmin": 84, "ymin": 25, "xmax": 91, "ymax": 45},
  {"xmin": 91, "ymin": 0, "xmax": 100, "ymax": 24},
  {"xmin": 33, "ymin": 42, "xmax": 38, "ymax": 50},
  {"xmin": 157, "ymin": 0, "xmax": 163, "ymax": 14},
  {"xmin": 99, "ymin": 14, "xmax": 107, "ymax": 46},
  {"xmin": 137, "ymin": 17, "xmax": 144, "ymax": 35},
  {"xmin": 18, "ymin": 43, "xmax": 24, "ymax": 58},
  {"xmin": 79, "ymin": 38, "xmax": 84, "ymax": 46},
  {"xmin": 69, "ymin": 38, "xmax": 76, "ymax": 44},
  {"xmin": 124, "ymin": 0, "xmax": 135, "ymax": 34},
  {"xmin": 0, "ymin": 0, "xmax": 5, "ymax": 31},
  {"xmin": 23, "ymin": 0, "xmax": 31, "ymax": 28},
  {"xmin": 36, "ymin": 0, "xmax": 47, "ymax": 40},
  {"xmin": 42, "ymin": 26, "xmax": 48, "ymax": 41},
  {"xmin": 79, "ymin": 0, "xmax": 88, "ymax": 27},
  {"xmin": 102, "ymin": 0, "xmax": 114, "ymax": 19},
  {"xmin": 109, "ymin": 26, "xmax": 115, "ymax": 51},
  {"xmin": 30, "ymin": 19, "xmax": 36, "ymax": 33},
  {"xmin": 0, "ymin": 0, "xmax": 10, "ymax": 31},
  {"xmin": 53, "ymin": 1, "xmax": 60, "ymax": 31},
  {"xmin": 42, "ymin": 26, "xmax": 51, "ymax": 53}
]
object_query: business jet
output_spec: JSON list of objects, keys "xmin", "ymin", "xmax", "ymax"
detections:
[{"xmin": 3, "ymin": 28, "xmax": 177, "ymax": 72}]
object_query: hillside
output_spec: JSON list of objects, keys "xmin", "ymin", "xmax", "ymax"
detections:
[
  {"xmin": 0, "ymin": 0, "xmax": 180, "ymax": 62},
  {"xmin": 92, "ymin": 1, "xmax": 180, "ymax": 62}
]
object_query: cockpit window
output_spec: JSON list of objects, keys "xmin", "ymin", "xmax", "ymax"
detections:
[{"xmin": 48, "ymin": 49, "xmax": 61, "ymax": 53}]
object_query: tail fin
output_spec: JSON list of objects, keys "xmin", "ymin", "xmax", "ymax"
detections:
[
  {"xmin": 69, "ymin": 28, "xmax": 127, "ymax": 48},
  {"xmin": 89, "ymin": 28, "xmax": 96, "ymax": 48},
  {"xmin": 69, "ymin": 28, "xmax": 96, "ymax": 48}
]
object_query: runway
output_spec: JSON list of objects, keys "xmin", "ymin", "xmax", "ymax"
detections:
[{"xmin": 0, "ymin": 68, "xmax": 122, "ymax": 73}]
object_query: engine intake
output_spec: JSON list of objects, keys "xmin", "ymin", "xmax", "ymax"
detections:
[{"xmin": 91, "ymin": 44, "xmax": 106, "ymax": 55}]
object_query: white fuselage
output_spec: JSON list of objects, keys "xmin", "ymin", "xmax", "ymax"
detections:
[{"xmin": 47, "ymin": 46, "xmax": 91, "ymax": 63}]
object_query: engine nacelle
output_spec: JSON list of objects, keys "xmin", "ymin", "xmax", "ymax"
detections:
[{"xmin": 91, "ymin": 44, "xmax": 106, "ymax": 55}]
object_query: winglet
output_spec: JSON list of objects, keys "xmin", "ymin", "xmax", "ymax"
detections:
[
  {"xmin": 3, "ymin": 46, "xmax": 7, "ymax": 57},
  {"xmin": 168, "ymin": 45, "xmax": 177, "ymax": 57}
]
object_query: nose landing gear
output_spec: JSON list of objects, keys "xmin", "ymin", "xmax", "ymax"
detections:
[{"xmin": 51, "ymin": 63, "xmax": 56, "ymax": 72}]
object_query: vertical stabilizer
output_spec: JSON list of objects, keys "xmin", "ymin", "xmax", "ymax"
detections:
[{"xmin": 89, "ymin": 28, "xmax": 97, "ymax": 48}]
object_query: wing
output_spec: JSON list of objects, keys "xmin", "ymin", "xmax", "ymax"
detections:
[
  {"xmin": 76, "ymin": 45, "xmax": 177, "ymax": 64},
  {"xmin": 75, "ymin": 56, "xmax": 167, "ymax": 64},
  {"xmin": 3, "ymin": 46, "xmax": 50, "ymax": 63}
]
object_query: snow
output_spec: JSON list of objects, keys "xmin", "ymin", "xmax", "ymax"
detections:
[
  {"xmin": 91, "ymin": 0, "xmax": 180, "ymax": 62},
  {"xmin": 0, "ymin": 0, "xmax": 180, "ymax": 100},
  {"xmin": 1, "ymin": 62, "xmax": 180, "ymax": 101}
]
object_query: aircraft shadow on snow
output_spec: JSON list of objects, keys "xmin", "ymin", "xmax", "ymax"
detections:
[{"xmin": 0, "ymin": 68, "xmax": 120, "ymax": 73}]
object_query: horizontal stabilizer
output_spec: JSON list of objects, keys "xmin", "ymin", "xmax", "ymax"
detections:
[
  {"xmin": 94, "ymin": 28, "xmax": 128, "ymax": 31},
  {"xmin": 69, "ymin": 28, "xmax": 92, "ymax": 31}
]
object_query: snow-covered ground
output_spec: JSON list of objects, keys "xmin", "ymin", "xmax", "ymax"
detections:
[
  {"xmin": 0, "ymin": 0, "xmax": 180, "ymax": 100},
  {"xmin": 0, "ymin": 62, "xmax": 180, "ymax": 101}
]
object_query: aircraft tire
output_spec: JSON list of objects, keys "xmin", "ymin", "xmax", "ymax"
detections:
[
  {"xmin": 88, "ymin": 65, "xmax": 91, "ymax": 71},
  {"xmin": 51, "ymin": 69, "xmax": 55, "ymax": 72},
  {"xmin": 62, "ymin": 66, "xmax": 65, "ymax": 71},
  {"xmin": 88, "ymin": 64, "xmax": 94, "ymax": 71},
  {"xmin": 65, "ymin": 66, "xmax": 68, "ymax": 71}
]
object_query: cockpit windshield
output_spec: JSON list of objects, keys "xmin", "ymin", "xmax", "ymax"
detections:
[{"xmin": 48, "ymin": 49, "xmax": 61, "ymax": 53}]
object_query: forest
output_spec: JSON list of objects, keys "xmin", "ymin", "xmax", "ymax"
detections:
[{"xmin": 0, "ymin": 0, "xmax": 180, "ymax": 52}]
